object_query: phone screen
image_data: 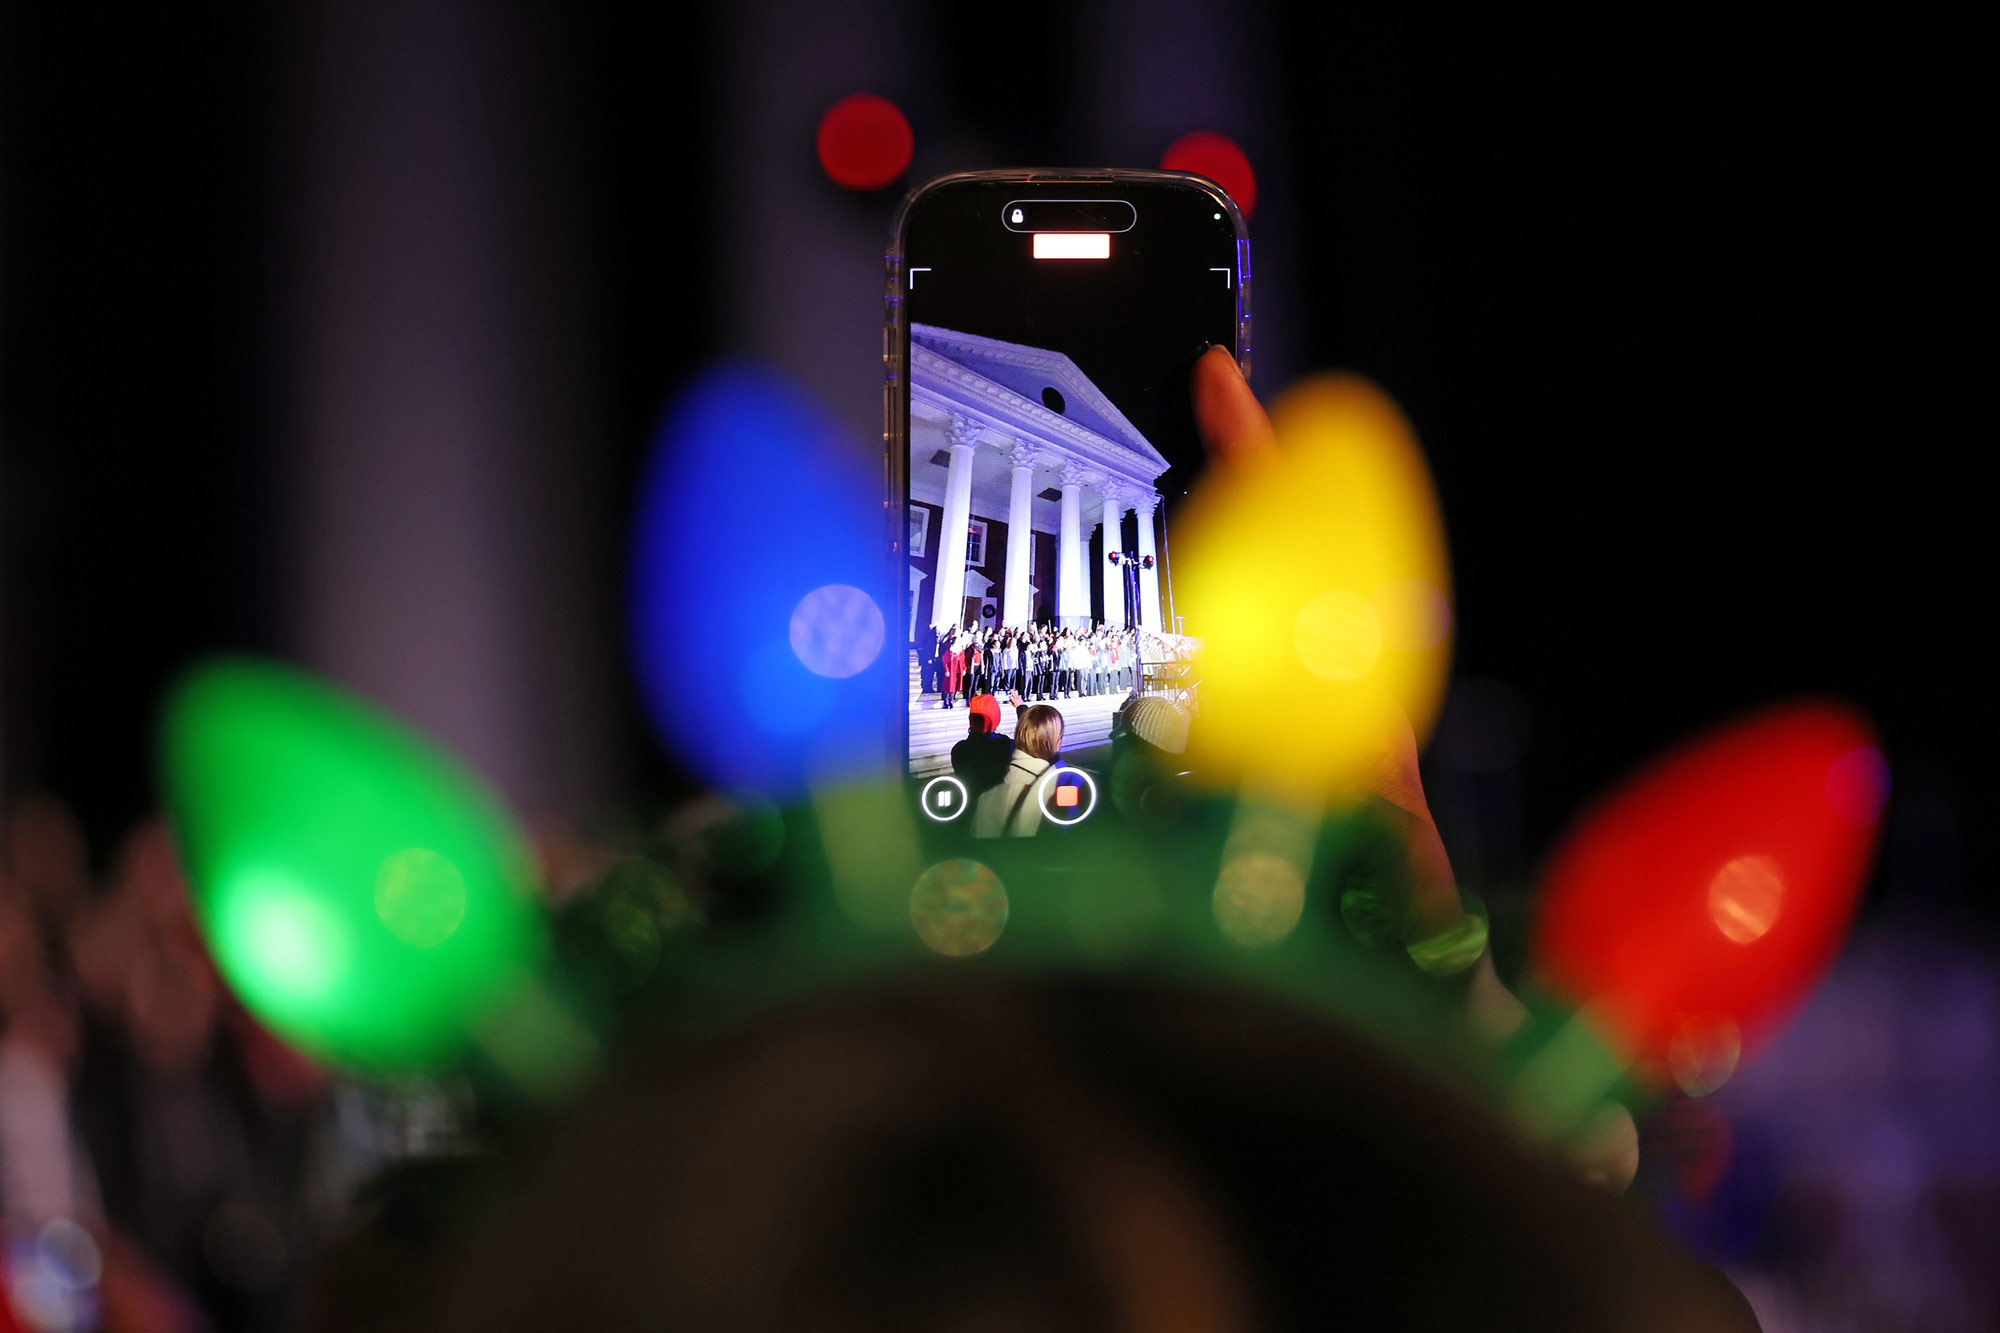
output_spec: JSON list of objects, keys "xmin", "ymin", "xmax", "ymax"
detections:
[{"xmin": 891, "ymin": 172, "xmax": 1248, "ymax": 845}]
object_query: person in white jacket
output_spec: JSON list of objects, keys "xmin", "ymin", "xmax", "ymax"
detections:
[{"xmin": 972, "ymin": 705, "xmax": 1064, "ymax": 837}]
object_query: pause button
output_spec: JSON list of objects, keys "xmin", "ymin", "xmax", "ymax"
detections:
[{"xmin": 920, "ymin": 775, "xmax": 970, "ymax": 822}]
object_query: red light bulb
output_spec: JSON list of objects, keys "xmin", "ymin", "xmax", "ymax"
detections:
[
  {"xmin": 1161, "ymin": 130, "xmax": 1257, "ymax": 219},
  {"xmin": 816, "ymin": 93, "xmax": 914, "ymax": 192},
  {"xmin": 1532, "ymin": 701, "xmax": 1886, "ymax": 1075}
]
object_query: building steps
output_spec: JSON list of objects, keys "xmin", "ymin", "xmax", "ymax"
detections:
[{"xmin": 905, "ymin": 649, "xmax": 1128, "ymax": 777}]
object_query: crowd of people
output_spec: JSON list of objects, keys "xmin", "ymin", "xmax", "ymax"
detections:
[
  {"xmin": 0, "ymin": 795, "xmax": 607, "ymax": 1333},
  {"xmin": 944, "ymin": 694, "xmax": 1072, "ymax": 838},
  {"xmin": 918, "ymin": 622, "xmax": 1187, "ymax": 709},
  {"xmin": 0, "ymin": 796, "xmax": 334, "ymax": 1332},
  {"xmin": 948, "ymin": 690, "xmax": 1198, "ymax": 839}
]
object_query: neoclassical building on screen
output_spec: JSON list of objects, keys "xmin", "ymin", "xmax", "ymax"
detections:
[{"xmin": 907, "ymin": 323, "xmax": 1170, "ymax": 637}]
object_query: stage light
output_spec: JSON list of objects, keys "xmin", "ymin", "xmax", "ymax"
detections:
[
  {"xmin": 1174, "ymin": 372, "xmax": 1452, "ymax": 797},
  {"xmin": 1531, "ymin": 701, "xmax": 1886, "ymax": 1075},
  {"xmin": 1161, "ymin": 130, "xmax": 1257, "ymax": 219},
  {"xmin": 816, "ymin": 93, "xmax": 913, "ymax": 191},
  {"xmin": 160, "ymin": 658, "xmax": 541, "ymax": 1072},
  {"xmin": 630, "ymin": 364, "xmax": 897, "ymax": 797}
]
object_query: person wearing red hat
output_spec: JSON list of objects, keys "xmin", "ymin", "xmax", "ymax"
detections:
[{"xmin": 950, "ymin": 692, "xmax": 1014, "ymax": 803}]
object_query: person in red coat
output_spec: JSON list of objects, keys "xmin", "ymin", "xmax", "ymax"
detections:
[{"xmin": 941, "ymin": 628, "xmax": 967, "ymax": 709}]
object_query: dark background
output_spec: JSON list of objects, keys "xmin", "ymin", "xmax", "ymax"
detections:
[
  {"xmin": 1280, "ymin": 12, "xmax": 1993, "ymax": 920},
  {"xmin": 2, "ymin": 6, "xmax": 1995, "ymax": 1329},
  {"xmin": 4, "ymin": 5, "xmax": 1991, "ymax": 909}
]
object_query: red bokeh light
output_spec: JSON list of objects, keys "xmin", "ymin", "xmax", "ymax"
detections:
[
  {"xmin": 816, "ymin": 93, "xmax": 913, "ymax": 192},
  {"xmin": 1532, "ymin": 701, "xmax": 1886, "ymax": 1071},
  {"xmin": 1161, "ymin": 130, "xmax": 1257, "ymax": 219}
]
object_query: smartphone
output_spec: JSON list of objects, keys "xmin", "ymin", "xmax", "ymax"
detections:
[{"xmin": 885, "ymin": 169, "xmax": 1250, "ymax": 853}]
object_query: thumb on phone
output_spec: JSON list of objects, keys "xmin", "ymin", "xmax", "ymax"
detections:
[{"xmin": 1192, "ymin": 345, "xmax": 1277, "ymax": 468}]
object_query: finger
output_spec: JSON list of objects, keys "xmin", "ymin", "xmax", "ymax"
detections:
[
  {"xmin": 1191, "ymin": 344, "xmax": 1277, "ymax": 468},
  {"xmin": 1192, "ymin": 347, "xmax": 1463, "ymax": 936},
  {"xmin": 1362, "ymin": 706, "xmax": 1464, "ymax": 936}
]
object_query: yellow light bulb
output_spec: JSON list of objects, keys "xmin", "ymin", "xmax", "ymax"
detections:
[{"xmin": 1176, "ymin": 373, "xmax": 1452, "ymax": 797}]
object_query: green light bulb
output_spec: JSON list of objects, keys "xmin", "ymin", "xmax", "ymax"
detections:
[{"xmin": 162, "ymin": 658, "xmax": 542, "ymax": 1072}]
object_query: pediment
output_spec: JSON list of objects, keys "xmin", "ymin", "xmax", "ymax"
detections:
[{"xmin": 910, "ymin": 323, "xmax": 1169, "ymax": 480}]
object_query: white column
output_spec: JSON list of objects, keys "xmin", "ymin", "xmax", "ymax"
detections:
[
  {"xmin": 1056, "ymin": 460, "xmax": 1091, "ymax": 629},
  {"xmin": 928, "ymin": 415, "xmax": 979, "ymax": 630},
  {"xmin": 1100, "ymin": 488, "xmax": 1130, "ymax": 629},
  {"xmin": 1003, "ymin": 440, "xmax": 1038, "ymax": 628},
  {"xmin": 1137, "ymin": 491, "xmax": 1163, "ymax": 631}
]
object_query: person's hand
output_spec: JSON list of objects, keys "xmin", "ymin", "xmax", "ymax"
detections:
[
  {"xmin": 1189, "ymin": 348, "xmax": 1463, "ymax": 940},
  {"xmin": 1191, "ymin": 350, "xmax": 1639, "ymax": 1190},
  {"xmin": 1190, "ymin": 344, "xmax": 1277, "ymax": 467}
]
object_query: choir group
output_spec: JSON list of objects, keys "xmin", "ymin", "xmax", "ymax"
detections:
[{"xmin": 919, "ymin": 623, "xmax": 1164, "ymax": 708}]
